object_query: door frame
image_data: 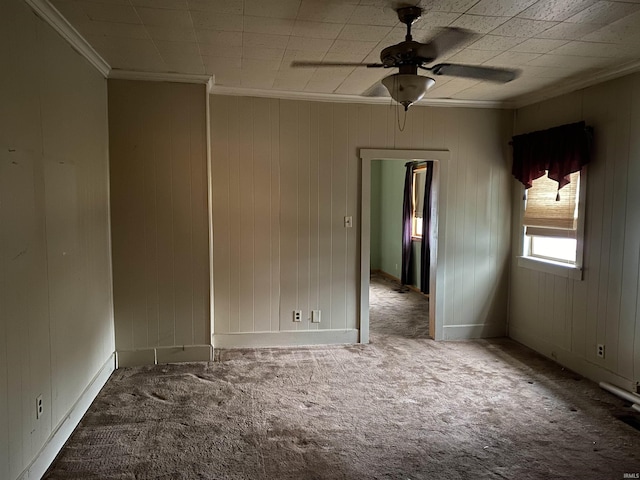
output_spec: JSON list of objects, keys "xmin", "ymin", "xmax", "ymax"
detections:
[{"xmin": 359, "ymin": 148, "xmax": 449, "ymax": 343}]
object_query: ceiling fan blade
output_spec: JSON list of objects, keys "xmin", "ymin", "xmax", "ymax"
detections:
[
  {"xmin": 291, "ymin": 61, "xmax": 384, "ymax": 68},
  {"xmin": 417, "ymin": 27, "xmax": 476, "ymax": 61},
  {"xmin": 429, "ymin": 63, "xmax": 519, "ymax": 83},
  {"xmin": 362, "ymin": 82, "xmax": 389, "ymax": 98}
]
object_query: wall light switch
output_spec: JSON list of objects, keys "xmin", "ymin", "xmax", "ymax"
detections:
[
  {"xmin": 311, "ymin": 310, "xmax": 321, "ymax": 323},
  {"xmin": 344, "ymin": 216, "xmax": 353, "ymax": 228}
]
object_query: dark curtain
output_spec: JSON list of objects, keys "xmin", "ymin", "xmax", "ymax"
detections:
[
  {"xmin": 401, "ymin": 162, "xmax": 415, "ymax": 285},
  {"xmin": 419, "ymin": 162, "xmax": 434, "ymax": 294},
  {"xmin": 512, "ymin": 121, "xmax": 593, "ymax": 191}
]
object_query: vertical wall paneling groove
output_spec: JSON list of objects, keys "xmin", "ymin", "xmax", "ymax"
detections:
[
  {"xmin": 238, "ymin": 97, "xmax": 254, "ymax": 334},
  {"xmin": 253, "ymin": 98, "xmax": 273, "ymax": 333},
  {"xmin": 318, "ymin": 103, "xmax": 333, "ymax": 331},
  {"xmin": 109, "ymin": 80, "xmax": 210, "ymax": 364},
  {"xmin": 279, "ymin": 100, "xmax": 297, "ymax": 331},
  {"xmin": 299, "ymin": 102, "xmax": 311, "ymax": 329},
  {"xmin": 270, "ymin": 99, "xmax": 281, "ymax": 331},
  {"xmin": 158, "ymin": 86, "xmax": 175, "ymax": 347},
  {"xmin": 172, "ymin": 87, "xmax": 194, "ymax": 346},
  {"xmin": 197, "ymin": 87, "xmax": 211, "ymax": 346},
  {"xmin": 509, "ymin": 73, "xmax": 640, "ymax": 390},
  {"xmin": 229, "ymin": 97, "xmax": 240, "ymax": 333},
  {"xmin": 331, "ymin": 104, "xmax": 349, "ymax": 331},
  {"xmin": 211, "ymin": 95, "xmax": 513, "ymax": 347},
  {"xmin": 309, "ymin": 103, "xmax": 320, "ymax": 331},
  {"xmin": 210, "ymin": 96, "xmax": 230, "ymax": 333}
]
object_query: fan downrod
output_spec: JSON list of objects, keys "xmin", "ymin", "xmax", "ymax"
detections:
[{"xmin": 397, "ymin": 6, "xmax": 422, "ymax": 28}]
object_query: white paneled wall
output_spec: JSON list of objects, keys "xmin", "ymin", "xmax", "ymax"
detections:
[
  {"xmin": 211, "ymin": 95, "xmax": 513, "ymax": 346},
  {"xmin": 509, "ymin": 73, "xmax": 640, "ymax": 391},
  {"xmin": 108, "ymin": 80, "xmax": 211, "ymax": 366},
  {"xmin": 0, "ymin": 1, "xmax": 114, "ymax": 478}
]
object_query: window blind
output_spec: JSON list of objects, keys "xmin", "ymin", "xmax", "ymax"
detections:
[
  {"xmin": 413, "ymin": 169, "xmax": 426, "ymax": 219},
  {"xmin": 524, "ymin": 171, "xmax": 579, "ymax": 239}
]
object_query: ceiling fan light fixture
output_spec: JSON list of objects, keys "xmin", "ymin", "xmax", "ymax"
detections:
[{"xmin": 382, "ymin": 73, "xmax": 435, "ymax": 111}]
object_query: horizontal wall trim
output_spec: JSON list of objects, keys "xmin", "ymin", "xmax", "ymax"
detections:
[
  {"xmin": 211, "ymin": 85, "xmax": 514, "ymax": 109},
  {"xmin": 109, "ymin": 70, "xmax": 214, "ymax": 90},
  {"xmin": 24, "ymin": 0, "xmax": 111, "ymax": 77},
  {"xmin": 360, "ymin": 148, "xmax": 450, "ymax": 162},
  {"xmin": 442, "ymin": 323, "xmax": 506, "ymax": 340},
  {"xmin": 509, "ymin": 326, "xmax": 635, "ymax": 392},
  {"xmin": 214, "ymin": 329, "xmax": 359, "ymax": 349},
  {"xmin": 18, "ymin": 353, "xmax": 115, "ymax": 480},
  {"xmin": 116, "ymin": 345, "xmax": 213, "ymax": 368}
]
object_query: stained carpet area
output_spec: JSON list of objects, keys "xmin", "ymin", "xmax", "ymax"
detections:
[{"xmin": 45, "ymin": 283, "xmax": 640, "ymax": 479}]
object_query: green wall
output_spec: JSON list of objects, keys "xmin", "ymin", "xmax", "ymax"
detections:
[{"xmin": 370, "ymin": 160, "xmax": 422, "ymax": 289}]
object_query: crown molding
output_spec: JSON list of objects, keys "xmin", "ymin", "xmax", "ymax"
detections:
[
  {"xmin": 210, "ymin": 85, "xmax": 515, "ymax": 109},
  {"xmin": 24, "ymin": 0, "xmax": 111, "ymax": 77},
  {"xmin": 108, "ymin": 69, "xmax": 214, "ymax": 90},
  {"xmin": 513, "ymin": 59, "xmax": 640, "ymax": 109}
]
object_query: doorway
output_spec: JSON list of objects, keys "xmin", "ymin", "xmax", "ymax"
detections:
[
  {"xmin": 369, "ymin": 158, "xmax": 430, "ymax": 339},
  {"xmin": 359, "ymin": 149, "xmax": 449, "ymax": 343}
]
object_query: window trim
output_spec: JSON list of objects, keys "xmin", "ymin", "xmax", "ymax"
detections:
[{"xmin": 517, "ymin": 167, "xmax": 587, "ymax": 281}]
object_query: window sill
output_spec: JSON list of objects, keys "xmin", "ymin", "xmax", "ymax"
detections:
[
  {"xmin": 411, "ymin": 236, "xmax": 422, "ymax": 242},
  {"xmin": 517, "ymin": 256, "xmax": 583, "ymax": 281}
]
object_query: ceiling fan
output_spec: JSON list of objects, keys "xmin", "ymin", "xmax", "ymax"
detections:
[{"xmin": 291, "ymin": 5, "xmax": 520, "ymax": 110}]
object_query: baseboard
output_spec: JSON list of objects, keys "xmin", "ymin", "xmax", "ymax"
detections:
[
  {"xmin": 509, "ymin": 326, "xmax": 636, "ymax": 392},
  {"xmin": 156, "ymin": 345, "xmax": 212, "ymax": 364},
  {"xmin": 116, "ymin": 345, "xmax": 213, "ymax": 368},
  {"xmin": 213, "ymin": 329, "xmax": 359, "ymax": 349},
  {"xmin": 442, "ymin": 323, "xmax": 506, "ymax": 340},
  {"xmin": 17, "ymin": 353, "xmax": 115, "ymax": 480}
]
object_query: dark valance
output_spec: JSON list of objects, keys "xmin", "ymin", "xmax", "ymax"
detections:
[{"xmin": 512, "ymin": 121, "xmax": 593, "ymax": 190}]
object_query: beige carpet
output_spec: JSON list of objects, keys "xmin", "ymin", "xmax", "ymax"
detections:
[{"xmin": 44, "ymin": 277, "xmax": 640, "ymax": 479}]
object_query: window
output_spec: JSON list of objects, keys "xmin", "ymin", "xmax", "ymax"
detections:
[
  {"xmin": 411, "ymin": 167, "xmax": 426, "ymax": 239},
  {"xmin": 519, "ymin": 169, "xmax": 586, "ymax": 279}
]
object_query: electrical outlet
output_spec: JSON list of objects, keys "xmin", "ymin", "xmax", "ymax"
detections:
[
  {"xmin": 293, "ymin": 310, "xmax": 302, "ymax": 322},
  {"xmin": 597, "ymin": 344, "xmax": 605, "ymax": 358},
  {"xmin": 311, "ymin": 310, "xmax": 321, "ymax": 323},
  {"xmin": 36, "ymin": 395, "xmax": 43, "ymax": 420}
]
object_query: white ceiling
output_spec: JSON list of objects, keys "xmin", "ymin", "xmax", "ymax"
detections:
[{"xmin": 49, "ymin": 0, "xmax": 640, "ymax": 105}]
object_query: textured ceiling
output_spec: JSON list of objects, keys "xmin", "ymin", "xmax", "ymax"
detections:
[{"xmin": 50, "ymin": 0, "xmax": 640, "ymax": 105}]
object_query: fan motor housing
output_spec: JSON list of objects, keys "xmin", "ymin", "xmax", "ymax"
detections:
[{"xmin": 380, "ymin": 41, "xmax": 436, "ymax": 67}]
